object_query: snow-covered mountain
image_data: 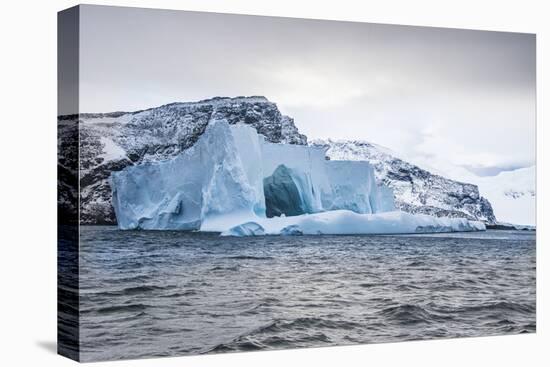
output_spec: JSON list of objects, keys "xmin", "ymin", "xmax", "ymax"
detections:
[
  {"xmin": 59, "ymin": 96, "xmax": 497, "ymax": 225},
  {"xmin": 312, "ymin": 140, "xmax": 496, "ymax": 224}
]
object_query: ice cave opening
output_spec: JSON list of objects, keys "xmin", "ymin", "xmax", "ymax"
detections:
[{"xmin": 263, "ymin": 164, "xmax": 314, "ymax": 218}]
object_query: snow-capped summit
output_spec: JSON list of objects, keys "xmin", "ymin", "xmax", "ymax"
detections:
[
  {"xmin": 80, "ymin": 95, "xmax": 307, "ymax": 146},
  {"xmin": 311, "ymin": 139, "xmax": 496, "ymax": 224}
]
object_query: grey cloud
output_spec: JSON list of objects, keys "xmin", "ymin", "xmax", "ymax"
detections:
[{"xmin": 77, "ymin": 5, "xmax": 535, "ymax": 177}]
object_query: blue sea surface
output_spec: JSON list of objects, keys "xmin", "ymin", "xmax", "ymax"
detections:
[{"xmin": 74, "ymin": 228, "xmax": 535, "ymax": 361}]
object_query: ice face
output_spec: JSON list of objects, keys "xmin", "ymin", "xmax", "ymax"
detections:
[
  {"xmin": 110, "ymin": 120, "xmax": 433, "ymax": 234},
  {"xmin": 319, "ymin": 160, "xmax": 397, "ymax": 215},
  {"xmin": 111, "ymin": 159, "xmax": 204, "ymax": 230},
  {"xmin": 227, "ymin": 124, "xmax": 266, "ymax": 217},
  {"xmin": 372, "ymin": 185, "xmax": 396, "ymax": 213},
  {"xmin": 111, "ymin": 120, "xmax": 260, "ymax": 230},
  {"xmin": 322, "ymin": 160, "xmax": 377, "ymax": 213}
]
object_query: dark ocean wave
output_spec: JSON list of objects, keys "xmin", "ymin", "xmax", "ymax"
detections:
[
  {"xmin": 83, "ymin": 303, "xmax": 151, "ymax": 315},
  {"xmin": 429, "ymin": 301, "xmax": 535, "ymax": 316},
  {"xmin": 210, "ymin": 265, "xmax": 240, "ymax": 271},
  {"xmin": 119, "ymin": 285, "xmax": 167, "ymax": 294},
  {"xmin": 378, "ymin": 304, "xmax": 454, "ymax": 325},
  {"xmin": 206, "ymin": 318, "xmax": 340, "ymax": 352},
  {"xmin": 224, "ymin": 255, "xmax": 274, "ymax": 260},
  {"xmin": 252, "ymin": 317, "xmax": 364, "ymax": 334},
  {"xmin": 158, "ymin": 289, "xmax": 199, "ymax": 298}
]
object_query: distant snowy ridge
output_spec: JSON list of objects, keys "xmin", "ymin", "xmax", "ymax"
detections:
[
  {"xmin": 312, "ymin": 139, "xmax": 496, "ymax": 224},
  {"xmin": 474, "ymin": 166, "xmax": 535, "ymax": 226},
  {"xmin": 380, "ymin": 152, "xmax": 535, "ymax": 227}
]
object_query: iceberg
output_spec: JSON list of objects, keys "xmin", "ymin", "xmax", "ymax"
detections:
[
  {"xmin": 223, "ymin": 221, "xmax": 266, "ymax": 237},
  {"xmin": 110, "ymin": 120, "xmax": 485, "ymax": 235}
]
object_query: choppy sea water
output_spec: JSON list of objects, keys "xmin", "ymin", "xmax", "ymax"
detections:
[{"xmin": 72, "ymin": 227, "xmax": 535, "ymax": 361}]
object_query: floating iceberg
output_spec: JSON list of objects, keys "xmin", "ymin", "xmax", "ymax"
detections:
[{"xmin": 110, "ymin": 120, "xmax": 485, "ymax": 235}]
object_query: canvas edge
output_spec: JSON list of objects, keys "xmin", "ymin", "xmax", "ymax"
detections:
[{"xmin": 57, "ymin": 4, "xmax": 81, "ymax": 362}]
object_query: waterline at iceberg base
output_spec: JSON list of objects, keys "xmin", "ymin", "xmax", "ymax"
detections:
[{"xmin": 110, "ymin": 120, "xmax": 486, "ymax": 235}]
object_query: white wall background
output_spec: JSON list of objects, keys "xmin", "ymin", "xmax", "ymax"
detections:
[{"xmin": 0, "ymin": 0, "xmax": 547, "ymax": 366}]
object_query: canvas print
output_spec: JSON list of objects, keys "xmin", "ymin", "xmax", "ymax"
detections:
[{"xmin": 57, "ymin": 5, "xmax": 536, "ymax": 362}]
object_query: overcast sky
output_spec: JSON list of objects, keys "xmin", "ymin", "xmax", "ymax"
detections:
[{"xmin": 79, "ymin": 5, "xmax": 536, "ymax": 178}]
